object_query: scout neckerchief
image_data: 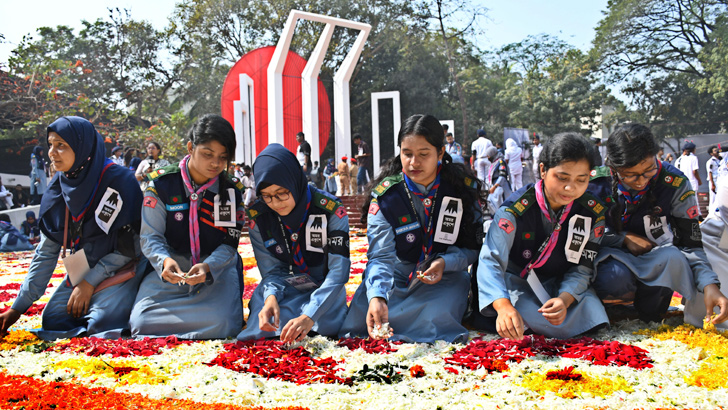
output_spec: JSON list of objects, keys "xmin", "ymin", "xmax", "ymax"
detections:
[
  {"xmin": 617, "ymin": 160, "xmax": 662, "ymax": 224},
  {"xmin": 180, "ymin": 155, "xmax": 219, "ymax": 265},
  {"xmin": 277, "ymin": 188, "xmax": 312, "ymax": 275},
  {"xmin": 402, "ymin": 164, "xmax": 441, "ymax": 283},
  {"xmin": 520, "ymin": 179, "xmax": 573, "ymax": 278},
  {"xmin": 487, "ymin": 159, "xmax": 499, "ymax": 186}
]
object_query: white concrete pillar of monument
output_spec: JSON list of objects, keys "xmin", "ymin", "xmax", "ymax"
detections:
[
  {"xmin": 371, "ymin": 91, "xmax": 401, "ymax": 178},
  {"xmin": 233, "ymin": 74, "xmax": 255, "ymax": 166}
]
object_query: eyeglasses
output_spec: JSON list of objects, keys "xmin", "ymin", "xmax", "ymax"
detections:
[
  {"xmin": 261, "ymin": 191, "xmax": 291, "ymax": 203},
  {"xmin": 617, "ymin": 159, "xmax": 659, "ymax": 183}
]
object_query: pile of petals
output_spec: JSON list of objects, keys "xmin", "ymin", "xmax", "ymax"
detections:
[
  {"xmin": 686, "ymin": 356, "xmax": 728, "ymax": 390},
  {"xmin": 0, "ymin": 371, "xmax": 310, "ymax": 410},
  {"xmin": 0, "ymin": 303, "xmax": 45, "ymax": 316},
  {"xmin": 638, "ymin": 323, "xmax": 728, "ymax": 356},
  {"xmin": 50, "ymin": 335, "xmax": 192, "ymax": 357},
  {"xmin": 0, "ymin": 329, "xmax": 43, "ymax": 351},
  {"xmin": 445, "ymin": 335, "xmax": 653, "ymax": 372},
  {"xmin": 207, "ymin": 339, "xmax": 351, "ymax": 385},
  {"xmin": 52, "ymin": 357, "xmax": 168, "ymax": 386},
  {"xmin": 0, "ymin": 283, "xmax": 21, "ymax": 291},
  {"xmin": 519, "ymin": 366, "xmax": 633, "ymax": 399},
  {"xmin": 337, "ymin": 337, "xmax": 402, "ymax": 354}
]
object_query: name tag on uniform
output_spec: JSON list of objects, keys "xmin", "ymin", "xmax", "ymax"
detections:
[
  {"xmin": 284, "ymin": 273, "xmax": 318, "ymax": 292},
  {"xmin": 434, "ymin": 196, "xmax": 462, "ymax": 245},
  {"xmin": 95, "ymin": 187, "xmax": 123, "ymax": 234},
  {"xmin": 214, "ymin": 188, "xmax": 236, "ymax": 227},
  {"xmin": 305, "ymin": 214, "xmax": 327, "ymax": 253},
  {"xmin": 643, "ymin": 215, "xmax": 673, "ymax": 246},
  {"xmin": 63, "ymin": 248, "xmax": 90, "ymax": 287},
  {"xmin": 565, "ymin": 215, "xmax": 591, "ymax": 264}
]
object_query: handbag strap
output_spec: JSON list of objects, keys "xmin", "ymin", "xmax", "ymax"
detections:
[{"xmin": 62, "ymin": 206, "xmax": 69, "ymax": 258}]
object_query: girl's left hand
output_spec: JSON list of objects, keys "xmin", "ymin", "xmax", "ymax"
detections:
[
  {"xmin": 185, "ymin": 263, "xmax": 210, "ymax": 286},
  {"xmin": 538, "ymin": 293, "xmax": 574, "ymax": 326},
  {"xmin": 703, "ymin": 284, "xmax": 728, "ymax": 324},
  {"xmin": 67, "ymin": 280, "xmax": 94, "ymax": 318},
  {"xmin": 280, "ymin": 315, "xmax": 314, "ymax": 343},
  {"xmin": 419, "ymin": 257, "xmax": 445, "ymax": 285}
]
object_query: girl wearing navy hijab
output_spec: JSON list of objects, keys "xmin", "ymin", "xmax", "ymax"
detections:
[
  {"xmin": 238, "ymin": 144, "xmax": 350, "ymax": 342},
  {"xmin": 339, "ymin": 114, "xmax": 485, "ymax": 343},
  {"xmin": 129, "ymin": 114, "xmax": 245, "ymax": 339},
  {"xmin": 0, "ymin": 116, "xmax": 144, "ymax": 339}
]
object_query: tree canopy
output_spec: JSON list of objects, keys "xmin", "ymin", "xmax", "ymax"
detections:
[{"xmin": 1, "ymin": 0, "xmax": 726, "ymax": 164}]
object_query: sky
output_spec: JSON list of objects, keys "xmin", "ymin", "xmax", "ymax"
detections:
[{"xmin": 0, "ymin": 0, "xmax": 609, "ymax": 65}]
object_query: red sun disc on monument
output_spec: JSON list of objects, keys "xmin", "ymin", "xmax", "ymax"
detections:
[{"xmin": 221, "ymin": 46, "xmax": 332, "ymax": 157}]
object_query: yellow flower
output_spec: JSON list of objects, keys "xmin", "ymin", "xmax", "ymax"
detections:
[
  {"xmin": 53, "ymin": 357, "xmax": 168, "ymax": 386},
  {"xmin": 637, "ymin": 324, "xmax": 728, "ymax": 357},
  {"xmin": 520, "ymin": 369, "xmax": 633, "ymax": 399},
  {"xmin": 0, "ymin": 330, "xmax": 41, "ymax": 350},
  {"xmin": 686, "ymin": 356, "xmax": 728, "ymax": 390}
]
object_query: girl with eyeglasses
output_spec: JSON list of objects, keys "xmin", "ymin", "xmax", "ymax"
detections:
[
  {"xmin": 339, "ymin": 114, "xmax": 485, "ymax": 343},
  {"xmin": 129, "ymin": 115, "xmax": 245, "ymax": 339},
  {"xmin": 591, "ymin": 124, "xmax": 728, "ymax": 326},
  {"xmin": 475, "ymin": 133, "xmax": 609, "ymax": 340},
  {"xmin": 237, "ymin": 144, "xmax": 350, "ymax": 342}
]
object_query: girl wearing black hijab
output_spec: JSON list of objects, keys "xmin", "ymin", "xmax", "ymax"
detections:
[
  {"xmin": 0, "ymin": 116, "xmax": 144, "ymax": 339},
  {"xmin": 238, "ymin": 144, "xmax": 350, "ymax": 342}
]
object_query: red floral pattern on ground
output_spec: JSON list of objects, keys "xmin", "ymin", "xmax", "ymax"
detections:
[
  {"xmin": 208, "ymin": 339, "xmax": 351, "ymax": 385},
  {"xmin": 50, "ymin": 335, "xmax": 192, "ymax": 357},
  {"xmin": 337, "ymin": 337, "xmax": 402, "ymax": 354},
  {"xmin": 445, "ymin": 335, "xmax": 653, "ymax": 372}
]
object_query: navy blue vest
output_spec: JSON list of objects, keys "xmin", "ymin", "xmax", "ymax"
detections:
[
  {"xmin": 503, "ymin": 184, "xmax": 606, "ymax": 281},
  {"xmin": 150, "ymin": 166, "xmax": 245, "ymax": 255},
  {"xmin": 247, "ymin": 187, "xmax": 348, "ymax": 275},
  {"xmin": 374, "ymin": 174, "xmax": 482, "ymax": 264}
]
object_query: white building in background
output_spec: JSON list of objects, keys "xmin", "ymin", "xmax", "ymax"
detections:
[{"xmin": 583, "ymin": 105, "xmax": 617, "ymax": 141}]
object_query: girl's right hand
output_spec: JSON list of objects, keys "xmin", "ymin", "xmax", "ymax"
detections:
[
  {"xmin": 493, "ymin": 298, "xmax": 525, "ymax": 340},
  {"xmin": 0, "ymin": 308, "xmax": 21, "ymax": 336},
  {"xmin": 161, "ymin": 258, "xmax": 186, "ymax": 284},
  {"xmin": 366, "ymin": 297, "xmax": 392, "ymax": 339},
  {"xmin": 259, "ymin": 295, "xmax": 280, "ymax": 332}
]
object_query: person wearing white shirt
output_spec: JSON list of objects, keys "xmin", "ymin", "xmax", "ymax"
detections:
[
  {"xmin": 0, "ymin": 177, "xmax": 13, "ymax": 210},
  {"xmin": 471, "ymin": 129, "xmax": 492, "ymax": 184},
  {"xmin": 531, "ymin": 134, "xmax": 543, "ymax": 181},
  {"xmin": 706, "ymin": 145, "xmax": 721, "ymax": 209},
  {"xmin": 504, "ymin": 138, "xmax": 524, "ymax": 190},
  {"xmin": 676, "ymin": 142, "xmax": 702, "ymax": 216}
]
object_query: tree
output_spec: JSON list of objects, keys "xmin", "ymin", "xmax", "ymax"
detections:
[
  {"xmin": 697, "ymin": 13, "xmax": 728, "ymax": 98},
  {"xmin": 592, "ymin": 0, "xmax": 728, "ymax": 81},
  {"xmin": 494, "ymin": 36, "xmax": 612, "ymax": 137},
  {"xmin": 417, "ymin": 0, "xmax": 488, "ymax": 146}
]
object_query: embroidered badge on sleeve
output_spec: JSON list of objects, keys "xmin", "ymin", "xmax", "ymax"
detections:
[
  {"xmin": 143, "ymin": 196, "xmax": 158, "ymax": 208},
  {"xmin": 498, "ymin": 218, "xmax": 515, "ymax": 234}
]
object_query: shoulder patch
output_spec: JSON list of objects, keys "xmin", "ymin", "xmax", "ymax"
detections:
[
  {"xmin": 313, "ymin": 191, "xmax": 343, "ymax": 214},
  {"xmin": 589, "ymin": 166, "xmax": 611, "ymax": 180},
  {"xmin": 145, "ymin": 186, "xmax": 158, "ymax": 197},
  {"xmin": 148, "ymin": 164, "xmax": 180, "ymax": 181},
  {"xmin": 246, "ymin": 200, "xmax": 267, "ymax": 221},
  {"xmin": 659, "ymin": 169, "xmax": 685, "ymax": 189},
  {"xmin": 576, "ymin": 192, "xmax": 606, "ymax": 216},
  {"xmin": 463, "ymin": 176, "xmax": 478, "ymax": 189},
  {"xmin": 227, "ymin": 173, "xmax": 246, "ymax": 191},
  {"xmin": 372, "ymin": 174, "xmax": 404, "ymax": 197},
  {"xmin": 505, "ymin": 187, "xmax": 536, "ymax": 216}
]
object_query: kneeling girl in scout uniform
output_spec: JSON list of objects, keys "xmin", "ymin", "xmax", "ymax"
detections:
[
  {"xmin": 0, "ymin": 116, "xmax": 145, "ymax": 339},
  {"xmin": 591, "ymin": 124, "xmax": 728, "ymax": 325},
  {"xmin": 477, "ymin": 132, "xmax": 609, "ymax": 340},
  {"xmin": 238, "ymin": 144, "xmax": 350, "ymax": 342},
  {"xmin": 129, "ymin": 114, "xmax": 245, "ymax": 339},
  {"xmin": 339, "ymin": 114, "xmax": 485, "ymax": 343}
]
